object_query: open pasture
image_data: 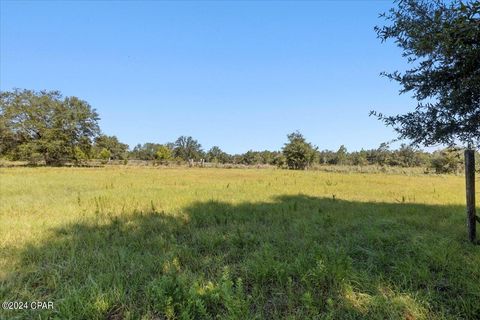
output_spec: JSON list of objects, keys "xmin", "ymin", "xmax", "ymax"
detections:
[{"xmin": 0, "ymin": 167, "xmax": 479, "ymax": 319}]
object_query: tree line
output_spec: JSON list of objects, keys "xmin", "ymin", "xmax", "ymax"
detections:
[{"xmin": 1, "ymin": 89, "xmax": 476, "ymax": 173}]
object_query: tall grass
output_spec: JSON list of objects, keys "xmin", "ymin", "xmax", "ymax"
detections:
[{"xmin": 0, "ymin": 167, "xmax": 478, "ymax": 319}]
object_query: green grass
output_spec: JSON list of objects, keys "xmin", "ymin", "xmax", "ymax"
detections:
[{"xmin": 0, "ymin": 167, "xmax": 479, "ymax": 319}]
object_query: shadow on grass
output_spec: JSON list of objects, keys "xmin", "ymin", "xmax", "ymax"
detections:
[{"xmin": 2, "ymin": 195, "xmax": 479, "ymax": 319}]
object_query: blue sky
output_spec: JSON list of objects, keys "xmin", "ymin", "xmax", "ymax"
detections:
[{"xmin": 1, "ymin": 0, "xmax": 416, "ymax": 153}]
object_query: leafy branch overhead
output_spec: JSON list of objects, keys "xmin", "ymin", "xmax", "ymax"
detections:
[{"xmin": 372, "ymin": 0, "xmax": 480, "ymax": 148}]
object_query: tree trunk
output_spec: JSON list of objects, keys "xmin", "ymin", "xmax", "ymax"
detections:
[{"xmin": 465, "ymin": 149, "xmax": 476, "ymax": 243}]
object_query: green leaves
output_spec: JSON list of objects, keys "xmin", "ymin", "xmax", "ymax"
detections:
[
  {"xmin": 155, "ymin": 145, "xmax": 173, "ymax": 164},
  {"xmin": 282, "ymin": 131, "xmax": 317, "ymax": 170},
  {"xmin": 174, "ymin": 136, "xmax": 204, "ymax": 161},
  {"xmin": 0, "ymin": 89, "xmax": 100, "ymax": 165},
  {"xmin": 94, "ymin": 135, "xmax": 129, "ymax": 161},
  {"xmin": 375, "ymin": 0, "xmax": 480, "ymax": 148}
]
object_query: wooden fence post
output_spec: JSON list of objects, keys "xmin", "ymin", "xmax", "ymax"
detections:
[{"xmin": 465, "ymin": 149, "xmax": 476, "ymax": 243}]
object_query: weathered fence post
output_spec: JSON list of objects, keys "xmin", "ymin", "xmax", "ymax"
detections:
[{"xmin": 465, "ymin": 149, "xmax": 476, "ymax": 243}]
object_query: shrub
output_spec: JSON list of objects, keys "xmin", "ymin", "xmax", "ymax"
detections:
[
  {"xmin": 74, "ymin": 146, "xmax": 88, "ymax": 165},
  {"xmin": 99, "ymin": 148, "xmax": 111, "ymax": 164},
  {"xmin": 282, "ymin": 132, "xmax": 317, "ymax": 170},
  {"xmin": 430, "ymin": 149, "xmax": 462, "ymax": 174},
  {"xmin": 155, "ymin": 145, "xmax": 173, "ymax": 165}
]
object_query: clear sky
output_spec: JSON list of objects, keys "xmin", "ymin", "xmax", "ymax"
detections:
[{"xmin": 1, "ymin": 0, "xmax": 416, "ymax": 153}]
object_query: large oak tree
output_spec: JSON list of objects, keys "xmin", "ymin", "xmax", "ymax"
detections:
[
  {"xmin": 173, "ymin": 136, "xmax": 204, "ymax": 161},
  {"xmin": 0, "ymin": 89, "xmax": 100, "ymax": 165}
]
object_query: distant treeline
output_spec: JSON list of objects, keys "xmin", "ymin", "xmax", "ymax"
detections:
[
  {"xmin": 125, "ymin": 139, "xmax": 478, "ymax": 174},
  {"xmin": 1, "ymin": 89, "xmax": 478, "ymax": 173}
]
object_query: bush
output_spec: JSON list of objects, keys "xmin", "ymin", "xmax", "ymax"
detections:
[
  {"xmin": 282, "ymin": 132, "xmax": 317, "ymax": 170},
  {"xmin": 430, "ymin": 149, "xmax": 462, "ymax": 174},
  {"xmin": 99, "ymin": 148, "xmax": 111, "ymax": 164},
  {"xmin": 155, "ymin": 145, "xmax": 173, "ymax": 165},
  {"xmin": 74, "ymin": 146, "xmax": 88, "ymax": 166}
]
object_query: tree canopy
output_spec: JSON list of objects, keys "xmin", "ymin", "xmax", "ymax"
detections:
[
  {"xmin": 94, "ymin": 135, "xmax": 129, "ymax": 160},
  {"xmin": 206, "ymin": 146, "xmax": 230, "ymax": 164},
  {"xmin": 0, "ymin": 89, "xmax": 100, "ymax": 165},
  {"xmin": 373, "ymin": 0, "xmax": 480, "ymax": 148},
  {"xmin": 155, "ymin": 145, "xmax": 173, "ymax": 164},
  {"xmin": 282, "ymin": 131, "xmax": 317, "ymax": 170},
  {"xmin": 173, "ymin": 136, "xmax": 204, "ymax": 161}
]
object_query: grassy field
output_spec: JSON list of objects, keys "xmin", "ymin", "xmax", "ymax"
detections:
[{"xmin": 0, "ymin": 167, "xmax": 479, "ymax": 319}]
